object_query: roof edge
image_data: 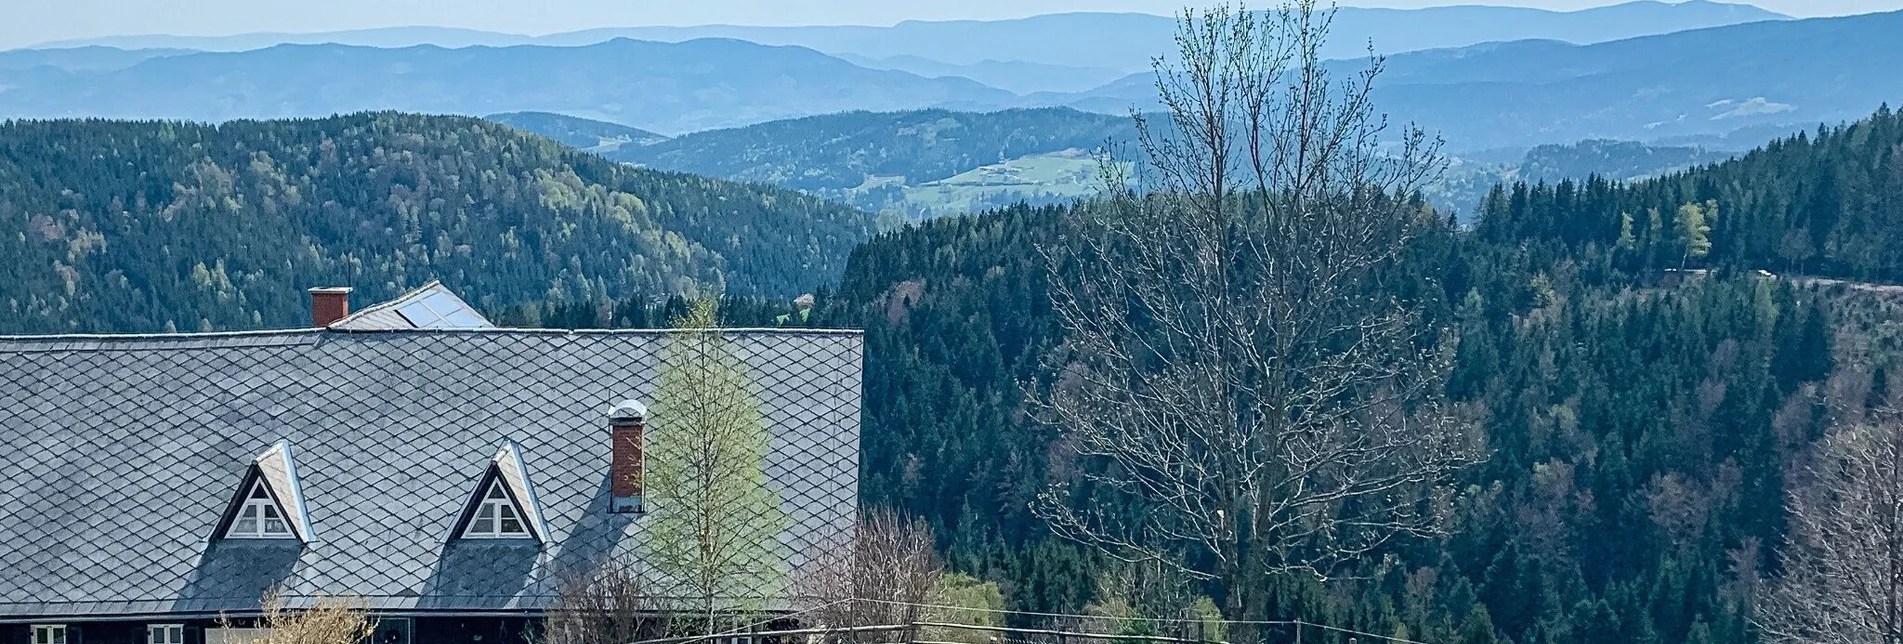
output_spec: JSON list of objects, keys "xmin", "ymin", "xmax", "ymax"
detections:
[
  {"xmin": 325, "ymin": 327, "xmax": 866, "ymax": 336},
  {"xmin": 0, "ymin": 326, "xmax": 866, "ymax": 343},
  {"xmin": 0, "ymin": 328, "xmax": 325, "ymax": 342}
]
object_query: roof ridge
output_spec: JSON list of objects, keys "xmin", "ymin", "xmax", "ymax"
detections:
[
  {"xmin": 0, "ymin": 326, "xmax": 865, "ymax": 346},
  {"xmin": 327, "ymin": 326, "xmax": 866, "ymax": 335},
  {"xmin": 0, "ymin": 328, "xmax": 324, "ymax": 342}
]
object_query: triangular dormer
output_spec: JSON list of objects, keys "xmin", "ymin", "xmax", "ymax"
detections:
[
  {"xmin": 213, "ymin": 441, "xmax": 314, "ymax": 543},
  {"xmin": 450, "ymin": 441, "xmax": 549, "ymax": 542}
]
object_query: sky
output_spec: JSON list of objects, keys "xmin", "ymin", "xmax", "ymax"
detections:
[{"xmin": 7, "ymin": 0, "xmax": 1903, "ymax": 49}]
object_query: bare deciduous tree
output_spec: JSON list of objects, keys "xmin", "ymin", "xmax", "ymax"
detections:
[
  {"xmin": 1759, "ymin": 412, "xmax": 1903, "ymax": 644},
  {"xmin": 1032, "ymin": 0, "xmax": 1480, "ymax": 634},
  {"xmin": 792, "ymin": 509, "xmax": 943, "ymax": 642},
  {"xmin": 543, "ymin": 559, "xmax": 673, "ymax": 644},
  {"xmin": 226, "ymin": 591, "xmax": 373, "ymax": 644}
]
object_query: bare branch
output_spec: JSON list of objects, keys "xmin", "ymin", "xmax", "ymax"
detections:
[{"xmin": 1036, "ymin": 1, "xmax": 1475, "ymax": 636}]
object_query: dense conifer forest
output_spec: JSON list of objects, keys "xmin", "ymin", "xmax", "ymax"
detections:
[
  {"xmin": 505, "ymin": 107, "xmax": 1903, "ymax": 644},
  {"xmin": 1475, "ymin": 105, "xmax": 1903, "ymax": 281},
  {"xmin": 0, "ymin": 112, "xmax": 880, "ymax": 333}
]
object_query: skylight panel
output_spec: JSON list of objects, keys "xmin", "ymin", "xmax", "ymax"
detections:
[
  {"xmin": 395, "ymin": 288, "xmax": 489, "ymax": 329},
  {"xmin": 396, "ymin": 299, "xmax": 448, "ymax": 328},
  {"xmin": 442, "ymin": 309, "xmax": 490, "ymax": 328}
]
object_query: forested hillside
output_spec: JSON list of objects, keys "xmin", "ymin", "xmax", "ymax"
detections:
[
  {"xmin": 609, "ymin": 108, "xmax": 1138, "ymax": 219},
  {"xmin": 486, "ymin": 111, "xmax": 670, "ymax": 153},
  {"xmin": 1428, "ymin": 140, "xmax": 1738, "ymax": 219},
  {"xmin": 504, "ymin": 105, "xmax": 1903, "ymax": 644},
  {"xmin": 1476, "ymin": 105, "xmax": 1903, "ymax": 280},
  {"xmin": 807, "ymin": 207, "xmax": 1846, "ymax": 644},
  {"xmin": 0, "ymin": 113, "xmax": 879, "ymax": 333}
]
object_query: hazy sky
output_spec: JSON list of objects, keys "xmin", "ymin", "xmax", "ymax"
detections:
[{"xmin": 7, "ymin": 0, "xmax": 1903, "ymax": 49}]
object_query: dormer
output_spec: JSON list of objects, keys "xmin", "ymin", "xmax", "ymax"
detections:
[
  {"xmin": 212, "ymin": 441, "xmax": 314, "ymax": 543},
  {"xmin": 449, "ymin": 441, "xmax": 550, "ymax": 543}
]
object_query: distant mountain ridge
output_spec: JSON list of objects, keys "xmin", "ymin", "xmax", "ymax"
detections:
[
  {"xmin": 833, "ymin": 53, "xmax": 1127, "ymax": 95},
  {"xmin": 6, "ymin": 4, "xmax": 1886, "ymax": 156},
  {"xmin": 0, "ymin": 38, "xmax": 1010, "ymax": 134},
  {"xmin": 26, "ymin": 0, "xmax": 1789, "ymax": 75},
  {"xmin": 1038, "ymin": 9, "xmax": 1903, "ymax": 151}
]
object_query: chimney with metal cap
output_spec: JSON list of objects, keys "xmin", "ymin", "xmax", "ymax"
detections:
[
  {"xmin": 308, "ymin": 287, "xmax": 353, "ymax": 328},
  {"xmin": 608, "ymin": 400, "xmax": 647, "ymax": 514}
]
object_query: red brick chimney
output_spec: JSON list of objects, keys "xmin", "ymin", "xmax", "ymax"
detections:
[
  {"xmin": 308, "ymin": 287, "xmax": 353, "ymax": 328},
  {"xmin": 608, "ymin": 400, "xmax": 647, "ymax": 514}
]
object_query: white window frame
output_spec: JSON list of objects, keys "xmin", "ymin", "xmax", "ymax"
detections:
[
  {"xmin": 31, "ymin": 625, "xmax": 68, "ymax": 644},
  {"xmin": 462, "ymin": 479, "xmax": 530, "ymax": 539},
  {"xmin": 149, "ymin": 624, "xmax": 185, "ymax": 644},
  {"xmin": 226, "ymin": 479, "xmax": 293, "ymax": 539}
]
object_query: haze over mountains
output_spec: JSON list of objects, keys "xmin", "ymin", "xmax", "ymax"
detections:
[
  {"xmin": 0, "ymin": 39, "xmax": 1012, "ymax": 133},
  {"xmin": 1053, "ymin": 9, "xmax": 1903, "ymax": 149},
  {"xmin": 3, "ymin": 4, "xmax": 1890, "ymax": 145},
  {"xmin": 30, "ymin": 1, "xmax": 1790, "ymax": 72}
]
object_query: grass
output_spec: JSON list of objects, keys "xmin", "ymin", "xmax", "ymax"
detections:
[{"xmin": 887, "ymin": 150, "xmax": 1122, "ymax": 219}]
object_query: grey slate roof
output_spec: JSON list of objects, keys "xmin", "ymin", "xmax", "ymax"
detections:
[{"xmin": 0, "ymin": 326, "xmax": 862, "ymax": 621}]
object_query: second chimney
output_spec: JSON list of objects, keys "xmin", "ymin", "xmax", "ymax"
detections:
[
  {"xmin": 608, "ymin": 400, "xmax": 647, "ymax": 514},
  {"xmin": 308, "ymin": 287, "xmax": 353, "ymax": 328}
]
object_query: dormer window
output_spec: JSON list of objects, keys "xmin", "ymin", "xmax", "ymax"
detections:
[
  {"xmin": 228, "ymin": 480, "xmax": 293, "ymax": 538},
  {"xmin": 213, "ymin": 441, "xmax": 314, "ymax": 543},
  {"xmin": 450, "ymin": 441, "xmax": 548, "ymax": 543},
  {"xmin": 464, "ymin": 480, "xmax": 530, "ymax": 538}
]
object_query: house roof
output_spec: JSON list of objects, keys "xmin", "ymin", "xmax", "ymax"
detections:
[{"xmin": 0, "ymin": 324, "xmax": 863, "ymax": 620}]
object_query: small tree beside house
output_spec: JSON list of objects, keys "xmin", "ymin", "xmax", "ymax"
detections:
[{"xmin": 647, "ymin": 298, "xmax": 792, "ymax": 634}]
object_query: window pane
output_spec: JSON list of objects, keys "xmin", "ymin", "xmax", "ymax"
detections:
[
  {"xmin": 173, "ymin": 627, "xmax": 184, "ymax": 644},
  {"xmin": 234, "ymin": 518, "xmax": 258, "ymax": 535},
  {"xmin": 250, "ymin": 484, "xmax": 268, "ymax": 499},
  {"xmin": 52, "ymin": 629, "xmax": 65, "ymax": 644},
  {"xmin": 472, "ymin": 517, "xmax": 495, "ymax": 534},
  {"xmin": 264, "ymin": 518, "xmax": 288, "ymax": 535},
  {"xmin": 497, "ymin": 504, "xmax": 518, "ymax": 521},
  {"xmin": 478, "ymin": 504, "xmax": 495, "ymax": 519},
  {"xmin": 241, "ymin": 505, "xmax": 258, "ymax": 519},
  {"xmin": 486, "ymin": 485, "xmax": 505, "ymax": 500},
  {"xmin": 262, "ymin": 505, "xmax": 281, "ymax": 520},
  {"xmin": 499, "ymin": 517, "xmax": 523, "ymax": 534}
]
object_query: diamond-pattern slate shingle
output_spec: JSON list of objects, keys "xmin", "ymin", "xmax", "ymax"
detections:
[{"xmin": 0, "ymin": 327, "xmax": 863, "ymax": 620}]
